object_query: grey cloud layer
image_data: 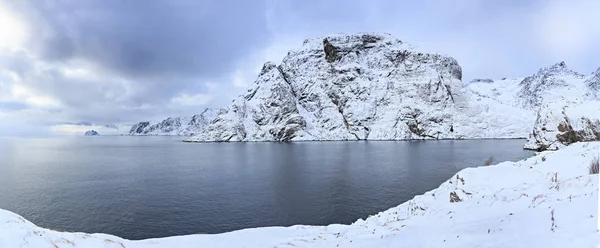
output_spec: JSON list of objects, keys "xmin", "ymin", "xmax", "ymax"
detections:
[
  {"xmin": 1, "ymin": 0, "xmax": 272, "ymax": 130},
  {"xmin": 10, "ymin": 0, "xmax": 270, "ymax": 79}
]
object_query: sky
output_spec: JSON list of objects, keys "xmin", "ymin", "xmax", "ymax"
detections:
[{"xmin": 1, "ymin": 0, "xmax": 600, "ymax": 135}]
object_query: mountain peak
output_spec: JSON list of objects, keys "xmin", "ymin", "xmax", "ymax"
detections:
[
  {"xmin": 259, "ymin": 62, "xmax": 277, "ymax": 76},
  {"xmin": 551, "ymin": 61, "xmax": 567, "ymax": 69},
  {"xmin": 296, "ymin": 33, "xmax": 415, "ymax": 59},
  {"xmin": 534, "ymin": 61, "xmax": 583, "ymax": 78}
]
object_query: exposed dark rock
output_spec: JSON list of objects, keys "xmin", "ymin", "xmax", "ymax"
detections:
[
  {"xmin": 323, "ymin": 38, "xmax": 339, "ymax": 63},
  {"xmin": 450, "ymin": 191, "xmax": 462, "ymax": 203}
]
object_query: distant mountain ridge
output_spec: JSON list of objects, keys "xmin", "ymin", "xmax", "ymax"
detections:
[{"xmin": 128, "ymin": 108, "xmax": 218, "ymax": 136}]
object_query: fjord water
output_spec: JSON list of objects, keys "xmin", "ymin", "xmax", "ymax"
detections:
[{"xmin": 0, "ymin": 136, "xmax": 532, "ymax": 240}]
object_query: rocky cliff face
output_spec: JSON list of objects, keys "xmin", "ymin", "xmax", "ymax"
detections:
[
  {"xmin": 186, "ymin": 33, "xmax": 532, "ymax": 142},
  {"xmin": 129, "ymin": 108, "xmax": 218, "ymax": 136}
]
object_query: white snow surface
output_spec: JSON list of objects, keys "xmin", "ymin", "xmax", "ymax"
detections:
[
  {"xmin": 186, "ymin": 33, "xmax": 533, "ymax": 142},
  {"xmin": 129, "ymin": 108, "xmax": 218, "ymax": 136},
  {"xmin": 2, "ymin": 142, "xmax": 599, "ymax": 247}
]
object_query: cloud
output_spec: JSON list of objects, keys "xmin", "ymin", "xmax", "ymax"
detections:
[
  {"xmin": 171, "ymin": 93, "xmax": 212, "ymax": 107},
  {"xmin": 0, "ymin": 0, "xmax": 274, "ymax": 135},
  {"xmin": 4, "ymin": 0, "xmax": 271, "ymax": 79},
  {"xmin": 0, "ymin": 2, "xmax": 28, "ymax": 51},
  {"xmin": 533, "ymin": 0, "xmax": 600, "ymax": 66},
  {"xmin": 0, "ymin": 101, "xmax": 28, "ymax": 111}
]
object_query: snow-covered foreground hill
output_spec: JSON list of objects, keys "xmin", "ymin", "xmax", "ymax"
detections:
[{"xmin": 2, "ymin": 142, "xmax": 598, "ymax": 247}]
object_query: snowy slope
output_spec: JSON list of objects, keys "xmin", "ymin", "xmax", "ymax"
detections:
[
  {"xmin": 452, "ymin": 89, "xmax": 535, "ymax": 139},
  {"xmin": 129, "ymin": 108, "xmax": 218, "ymax": 136},
  {"xmin": 1, "ymin": 142, "xmax": 599, "ymax": 247},
  {"xmin": 465, "ymin": 77, "xmax": 525, "ymax": 107},
  {"xmin": 186, "ymin": 33, "xmax": 532, "ymax": 142}
]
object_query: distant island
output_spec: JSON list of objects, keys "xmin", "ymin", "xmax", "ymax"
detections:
[{"xmin": 84, "ymin": 130, "xmax": 99, "ymax": 136}]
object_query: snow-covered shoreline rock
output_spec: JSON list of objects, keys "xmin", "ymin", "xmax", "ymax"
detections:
[
  {"xmin": 129, "ymin": 108, "xmax": 218, "ymax": 136},
  {"xmin": 186, "ymin": 33, "xmax": 532, "ymax": 142},
  {"xmin": 1, "ymin": 142, "xmax": 599, "ymax": 247}
]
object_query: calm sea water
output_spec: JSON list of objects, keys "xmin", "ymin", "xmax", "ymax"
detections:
[{"xmin": 0, "ymin": 136, "xmax": 532, "ymax": 240}]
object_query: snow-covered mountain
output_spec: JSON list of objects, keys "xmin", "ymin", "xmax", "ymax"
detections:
[
  {"xmin": 129, "ymin": 108, "xmax": 218, "ymax": 136},
  {"xmin": 466, "ymin": 62, "xmax": 600, "ymax": 150},
  {"xmin": 118, "ymin": 33, "xmax": 597, "ymax": 146},
  {"xmin": 186, "ymin": 33, "xmax": 532, "ymax": 142}
]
